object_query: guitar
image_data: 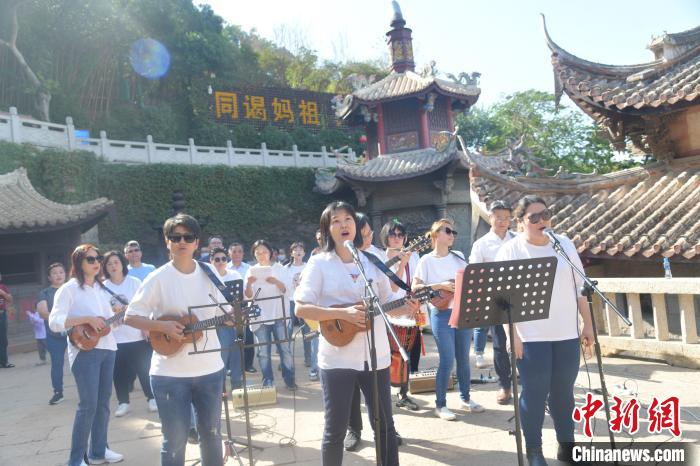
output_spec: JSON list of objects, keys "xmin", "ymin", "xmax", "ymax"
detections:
[
  {"xmin": 320, "ymin": 287, "xmax": 438, "ymax": 347},
  {"xmin": 68, "ymin": 309, "xmax": 125, "ymax": 351},
  {"xmin": 150, "ymin": 302, "xmax": 261, "ymax": 356},
  {"xmin": 384, "ymin": 235, "xmax": 431, "ymax": 269}
]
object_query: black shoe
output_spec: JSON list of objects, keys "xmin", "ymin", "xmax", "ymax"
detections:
[
  {"xmin": 395, "ymin": 394, "xmax": 419, "ymax": 411},
  {"xmin": 557, "ymin": 442, "xmax": 574, "ymax": 464},
  {"xmin": 395, "ymin": 431, "xmax": 403, "ymax": 446},
  {"xmin": 0, "ymin": 363, "xmax": 15, "ymax": 368},
  {"xmin": 245, "ymin": 366, "xmax": 257, "ymax": 373},
  {"xmin": 526, "ymin": 448, "xmax": 548, "ymax": 466},
  {"xmin": 344, "ymin": 429, "xmax": 361, "ymax": 451},
  {"xmin": 187, "ymin": 427, "xmax": 199, "ymax": 445},
  {"xmin": 49, "ymin": 392, "xmax": 64, "ymax": 405}
]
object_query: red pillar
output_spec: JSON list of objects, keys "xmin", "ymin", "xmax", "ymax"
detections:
[
  {"xmin": 446, "ymin": 97, "xmax": 455, "ymax": 132},
  {"xmin": 420, "ymin": 108, "xmax": 430, "ymax": 148},
  {"xmin": 376, "ymin": 104, "xmax": 386, "ymax": 155}
]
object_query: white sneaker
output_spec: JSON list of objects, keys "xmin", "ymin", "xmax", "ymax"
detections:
[
  {"xmin": 89, "ymin": 447, "xmax": 124, "ymax": 464},
  {"xmin": 475, "ymin": 353, "xmax": 490, "ymax": 369},
  {"xmin": 147, "ymin": 398, "xmax": 158, "ymax": 412},
  {"xmin": 434, "ymin": 406, "xmax": 457, "ymax": 421},
  {"xmin": 460, "ymin": 398, "xmax": 486, "ymax": 413},
  {"xmin": 114, "ymin": 403, "xmax": 130, "ymax": 417}
]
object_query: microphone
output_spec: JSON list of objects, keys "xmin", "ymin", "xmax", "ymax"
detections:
[
  {"xmin": 344, "ymin": 239, "xmax": 360, "ymax": 260},
  {"xmin": 543, "ymin": 228, "xmax": 561, "ymax": 248}
]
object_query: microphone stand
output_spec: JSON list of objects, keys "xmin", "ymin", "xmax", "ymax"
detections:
[
  {"xmin": 546, "ymin": 232, "xmax": 631, "ymax": 454},
  {"xmin": 348, "ymin": 243, "xmax": 408, "ymax": 465}
]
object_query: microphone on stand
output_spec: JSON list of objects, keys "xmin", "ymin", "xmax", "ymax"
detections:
[
  {"xmin": 543, "ymin": 228, "xmax": 561, "ymax": 248},
  {"xmin": 344, "ymin": 239, "xmax": 360, "ymax": 261}
]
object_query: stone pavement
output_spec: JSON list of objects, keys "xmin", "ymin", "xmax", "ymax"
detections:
[{"xmin": 1, "ymin": 334, "xmax": 699, "ymax": 466}]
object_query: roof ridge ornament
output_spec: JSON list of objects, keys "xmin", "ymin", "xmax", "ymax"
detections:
[{"xmin": 391, "ymin": 1, "xmax": 405, "ymax": 28}]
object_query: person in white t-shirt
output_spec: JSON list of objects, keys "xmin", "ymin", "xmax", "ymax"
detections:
[
  {"xmin": 468, "ymin": 200, "xmax": 517, "ymax": 404},
  {"xmin": 124, "ymin": 214, "xmax": 229, "ymax": 466},
  {"xmin": 102, "ymin": 250, "xmax": 155, "ymax": 418},
  {"xmin": 244, "ymin": 239, "xmax": 296, "ymax": 389},
  {"xmin": 413, "ymin": 218, "xmax": 486, "ymax": 421},
  {"xmin": 294, "ymin": 201, "xmax": 419, "ymax": 466},
  {"xmin": 285, "ymin": 242, "xmax": 317, "ymax": 378},
  {"xmin": 208, "ymin": 247, "xmax": 243, "ymax": 391},
  {"xmin": 495, "ymin": 195, "xmax": 594, "ymax": 466},
  {"xmin": 49, "ymin": 245, "xmax": 123, "ymax": 466},
  {"xmin": 226, "ymin": 242, "xmax": 255, "ymax": 374}
]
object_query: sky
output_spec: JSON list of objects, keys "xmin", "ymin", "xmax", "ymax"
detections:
[{"xmin": 201, "ymin": 0, "xmax": 700, "ymax": 107}]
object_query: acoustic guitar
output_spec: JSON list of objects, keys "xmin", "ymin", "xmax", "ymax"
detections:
[
  {"xmin": 320, "ymin": 287, "xmax": 437, "ymax": 347},
  {"xmin": 150, "ymin": 302, "xmax": 261, "ymax": 356},
  {"xmin": 68, "ymin": 310, "xmax": 125, "ymax": 351}
]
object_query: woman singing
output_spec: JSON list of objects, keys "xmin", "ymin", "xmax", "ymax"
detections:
[
  {"xmin": 49, "ymin": 245, "xmax": 123, "ymax": 466},
  {"xmin": 294, "ymin": 201, "xmax": 419, "ymax": 466},
  {"xmin": 413, "ymin": 219, "xmax": 485, "ymax": 421},
  {"xmin": 495, "ymin": 195, "xmax": 593, "ymax": 466}
]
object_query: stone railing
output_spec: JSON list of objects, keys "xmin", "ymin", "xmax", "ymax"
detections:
[
  {"xmin": 0, "ymin": 107, "xmax": 354, "ymax": 168},
  {"xmin": 591, "ymin": 278, "xmax": 700, "ymax": 368}
]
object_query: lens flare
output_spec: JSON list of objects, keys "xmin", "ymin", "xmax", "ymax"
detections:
[{"xmin": 129, "ymin": 38, "xmax": 171, "ymax": 80}]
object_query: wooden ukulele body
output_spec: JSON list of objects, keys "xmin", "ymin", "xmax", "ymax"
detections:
[{"xmin": 149, "ymin": 315, "xmax": 203, "ymax": 356}]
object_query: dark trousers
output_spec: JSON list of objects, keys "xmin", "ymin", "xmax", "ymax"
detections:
[
  {"xmin": 244, "ymin": 325, "xmax": 255, "ymax": 370},
  {"xmin": 517, "ymin": 338, "xmax": 580, "ymax": 449},
  {"xmin": 47, "ymin": 333, "xmax": 67, "ymax": 393},
  {"xmin": 113, "ymin": 340, "xmax": 153, "ymax": 404},
  {"xmin": 348, "ymin": 382, "xmax": 363, "ymax": 433},
  {"xmin": 492, "ymin": 325, "xmax": 512, "ymax": 389},
  {"xmin": 36, "ymin": 338, "xmax": 47, "ymax": 361},
  {"xmin": 321, "ymin": 366, "xmax": 398, "ymax": 466},
  {"xmin": 0, "ymin": 312, "xmax": 8, "ymax": 366}
]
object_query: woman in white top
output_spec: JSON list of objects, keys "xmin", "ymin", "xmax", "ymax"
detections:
[
  {"xmin": 495, "ymin": 195, "xmax": 593, "ymax": 466},
  {"xmin": 49, "ymin": 245, "xmax": 123, "ymax": 466},
  {"xmin": 245, "ymin": 239, "xmax": 295, "ymax": 389},
  {"xmin": 209, "ymin": 247, "xmax": 243, "ymax": 390},
  {"xmin": 295, "ymin": 201, "xmax": 419, "ymax": 466},
  {"xmin": 102, "ymin": 250, "xmax": 154, "ymax": 418},
  {"xmin": 413, "ymin": 219, "xmax": 485, "ymax": 421}
]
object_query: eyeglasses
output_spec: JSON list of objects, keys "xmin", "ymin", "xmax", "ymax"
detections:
[
  {"xmin": 526, "ymin": 209, "xmax": 552, "ymax": 224},
  {"xmin": 388, "ymin": 231, "xmax": 405, "ymax": 238},
  {"xmin": 167, "ymin": 234, "xmax": 197, "ymax": 243},
  {"xmin": 126, "ymin": 248, "xmax": 140, "ymax": 253},
  {"xmin": 212, "ymin": 257, "xmax": 228, "ymax": 263},
  {"xmin": 84, "ymin": 255, "xmax": 104, "ymax": 264},
  {"xmin": 442, "ymin": 227, "xmax": 458, "ymax": 236}
]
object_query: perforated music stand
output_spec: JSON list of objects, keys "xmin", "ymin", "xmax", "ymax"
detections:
[{"xmin": 449, "ymin": 257, "xmax": 557, "ymax": 466}]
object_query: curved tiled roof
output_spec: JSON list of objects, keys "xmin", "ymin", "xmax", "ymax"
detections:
[
  {"xmin": 0, "ymin": 168, "xmax": 113, "ymax": 234},
  {"xmin": 543, "ymin": 16, "xmax": 700, "ymax": 119},
  {"xmin": 468, "ymin": 152, "xmax": 700, "ymax": 261}
]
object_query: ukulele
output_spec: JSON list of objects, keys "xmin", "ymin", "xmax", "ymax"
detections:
[
  {"xmin": 320, "ymin": 287, "xmax": 437, "ymax": 347},
  {"xmin": 430, "ymin": 279, "xmax": 455, "ymax": 311},
  {"xmin": 150, "ymin": 302, "xmax": 261, "ymax": 356},
  {"xmin": 68, "ymin": 308, "xmax": 125, "ymax": 351}
]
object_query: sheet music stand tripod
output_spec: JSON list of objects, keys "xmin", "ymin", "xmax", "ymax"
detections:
[{"xmin": 449, "ymin": 257, "xmax": 557, "ymax": 466}]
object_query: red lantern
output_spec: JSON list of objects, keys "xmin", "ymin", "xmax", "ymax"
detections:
[{"xmin": 359, "ymin": 134, "xmax": 368, "ymax": 144}]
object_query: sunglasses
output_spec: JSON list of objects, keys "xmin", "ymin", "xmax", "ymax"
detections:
[
  {"xmin": 212, "ymin": 256, "xmax": 228, "ymax": 263},
  {"xmin": 526, "ymin": 209, "xmax": 552, "ymax": 224},
  {"xmin": 388, "ymin": 231, "xmax": 405, "ymax": 238},
  {"xmin": 84, "ymin": 255, "xmax": 104, "ymax": 264},
  {"xmin": 442, "ymin": 227, "xmax": 458, "ymax": 236},
  {"xmin": 167, "ymin": 234, "xmax": 197, "ymax": 243}
]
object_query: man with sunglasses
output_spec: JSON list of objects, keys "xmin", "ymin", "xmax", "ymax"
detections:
[
  {"xmin": 124, "ymin": 240, "xmax": 156, "ymax": 282},
  {"xmin": 125, "ymin": 214, "xmax": 231, "ymax": 466},
  {"xmin": 468, "ymin": 200, "xmax": 516, "ymax": 405}
]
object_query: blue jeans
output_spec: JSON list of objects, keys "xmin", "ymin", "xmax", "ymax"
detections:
[
  {"xmin": 517, "ymin": 338, "xmax": 580, "ymax": 449},
  {"xmin": 69, "ymin": 349, "xmax": 116, "ymax": 466},
  {"xmin": 473, "ymin": 326, "xmax": 489, "ymax": 354},
  {"xmin": 47, "ymin": 333, "xmax": 67, "ymax": 393},
  {"xmin": 254, "ymin": 321, "xmax": 295, "ymax": 387},
  {"xmin": 216, "ymin": 326, "xmax": 242, "ymax": 390},
  {"xmin": 151, "ymin": 370, "xmax": 224, "ymax": 466},
  {"xmin": 430, "ymin": 306, "xmax": 473, "ymax": 408}
]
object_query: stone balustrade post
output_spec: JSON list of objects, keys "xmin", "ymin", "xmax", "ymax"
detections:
[
  {"xmin": 66, "ymin": 116, "xmax": 76, "ymax": 151},
  {"xmin": 9, "ymin": 107, "xmax": 21, "ymax": 144}
]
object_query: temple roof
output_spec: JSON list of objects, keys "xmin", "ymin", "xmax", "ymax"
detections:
[
  {"xmin": 315, "ymin": 146, "xmax": 469, "ymax": 194},
  {"xmin": 467, "ymin": 150, "xmax": 700, "ymax": 261},
  {"xmin": 543, "ymin": 16, "xmax": 700, "ymax": 121},
  {"xmin": 336, "ymin": 71, "xmax": 480, "ymax": 119},
  {"xmin": 0, "ymin": 168, "xmax": 113, "ymax": 234}
]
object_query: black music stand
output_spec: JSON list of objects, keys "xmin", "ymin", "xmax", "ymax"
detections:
[{"xmin": 450, "ymin": 257, "xmax": 557, "ymax": 466}]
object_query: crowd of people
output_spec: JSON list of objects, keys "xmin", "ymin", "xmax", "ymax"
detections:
[{"xmin": 0, "ymin": 194, "xmax": 594, "ymax": 466}]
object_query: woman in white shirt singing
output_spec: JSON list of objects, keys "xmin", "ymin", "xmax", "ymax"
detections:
[
  {"xmin": 294, "ymin": 201, "xmax": 419, "ymax": 466},
  {"xmin": 49, "ymin": 245, "xmax": 123, "ymax": 466}
]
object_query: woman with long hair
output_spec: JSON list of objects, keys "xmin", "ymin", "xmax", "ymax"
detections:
[
  {"xmin": 49, "ymin": 244, "xmax": 123, "ymax": 466},
  {"xmin": 495, "ymin": 195, "xmax": 593, "ymax": 466},
  {"xmin": 294, "ymin": 201, "xmax": 419, "ymax": 465},
  {"xmin": 413, "ymin": 219, "xmax": 485, "ymax": 421},
  {"xmin": 102, "ymin": 250, "xmax": 156, "ymax": 417}
]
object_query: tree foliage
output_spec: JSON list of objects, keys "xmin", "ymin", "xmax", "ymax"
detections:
[{"xmin": 456, "ymin": 90, "xmax": 637, "ymax": 174}]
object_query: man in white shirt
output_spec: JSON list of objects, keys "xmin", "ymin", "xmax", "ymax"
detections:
[
  {"xmin": 226, "ymin": 242, "xmax": 255, "ymax": 373},
  {"xmin": 468, "ymin": 200, "xmax": 515, "ymax": 405}
]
